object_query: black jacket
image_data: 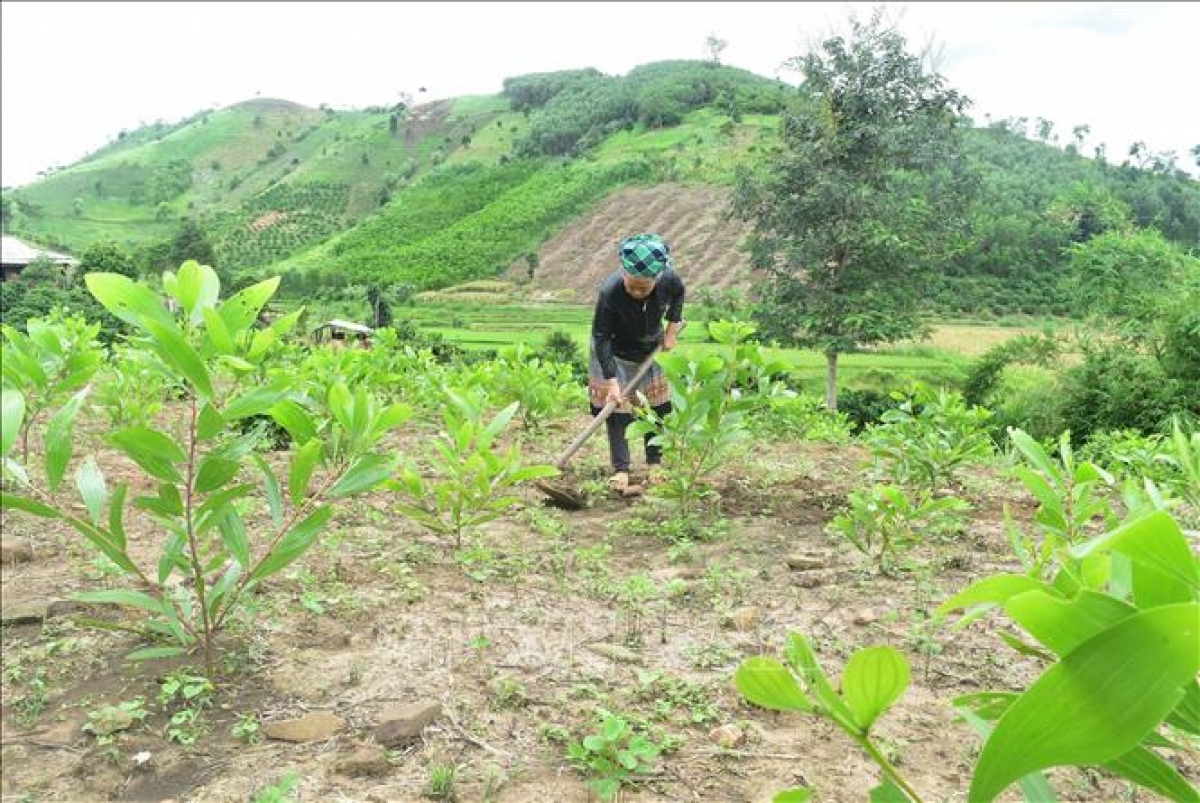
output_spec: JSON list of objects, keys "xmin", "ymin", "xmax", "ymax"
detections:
[{"xmin": 590, "ymin": 269, "xmax": 685, "ymax": 379}]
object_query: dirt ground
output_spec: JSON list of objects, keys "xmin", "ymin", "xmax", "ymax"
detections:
[{"xmin": 1, "ymin": 414, "xmax": 1191, "ymax": 803}]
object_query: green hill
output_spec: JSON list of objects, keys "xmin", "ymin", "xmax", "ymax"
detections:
[{"xmin": 3, "ymin": 59, "xmax": 1197, "ymax": 318}]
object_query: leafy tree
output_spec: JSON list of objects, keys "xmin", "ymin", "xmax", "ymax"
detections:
[
  {"xmin": 366, "ymin": 284, "xmax": 393, "ymax": 329},
  {"xmin": 732, "ymin": 9, "xmax": 971, "ymax": 409},
  {"xmin": 169, "ymin": 219, "xmax": 217, "ymax": 269},
  {"xmin": 78, "ymin": 241, "xmax": 138, "ymax": 279},
  {"xmin": 704, "ymin": 34, "xmax": 728, "ymax": 65}
]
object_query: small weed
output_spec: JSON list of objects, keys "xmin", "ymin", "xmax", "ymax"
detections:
[
  {"xmin": 427, "ymin": 763, "xmax": 457, "ymax": 800},
  {"xmin": 232, "ymin": 712, "xmax": 262, "ymax": 744},
  {"xmin": 252, "ymin": 771, "xmax": 300, "ymax": 803},
  {"xmin": 83, "ymin": 697, "xmax": 149, "ymax": 745},
  {"xmin": 634, "ymin": 671, "xmax": 721, "ymax": 726},
  {"xmin": 489, "ymin": 674, "xmax": 528, "ymax": 710},
  {"xmin": 682, "ymin": 642, "xmax": 740, "ymax": 670},
  {"xmin": 568, "ymin": 710, "xmax": 661, "ymax": 802},
  {"xmin": 157, "ymin": 669, "xmax": 214, "ymax": 746}
]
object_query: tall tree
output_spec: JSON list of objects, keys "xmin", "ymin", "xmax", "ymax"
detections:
[{"xmin": 732, "ymin": 8, "xmax": 972, "ymax": 409}]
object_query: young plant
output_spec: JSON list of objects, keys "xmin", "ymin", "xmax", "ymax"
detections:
[
  {"xmin": 939, "ymin": 507, "xmax": 1199, "ymax": 803},
  {"xmin": 1004, "ymin": 427, "xmax": 1116, "ymax": 579},
  {"xmin": 391, "ymin": 386, "xmax": 556, "ymax": 548},
  {"xmin": 91, "ymin": 342, "xmax": 172, "ymax": 430},
  {"xmin": 1, "ymin": 312, "xmax": 103, "ymax": 463},
  {"xmin": 864, "ymin": 386, "xmax": 994, "ymax": 490},
  {"xmin": 828, "ymin": 484, "xmax": 970, "ymax": 576},
  {"xmin": 567, "ymin": 710, "xmax": 661, "ymax": 802},
  {"xmin": 735, "ymin": 634, "xmax": 917, "ymax": 802},
  {"xmin": 1, "ymin": 263, "xmax": 409, "ymax": 680},
  {"xmin": 158, "ymin": 668, "xmax": 215, "ymax": 746},
  {"xmin": 629, "ymin": 319, "xmax": 790, "ymax": 522},
  {"xmin": 83, "ymin": 697, "xmax": 150, "ymax": 746}
]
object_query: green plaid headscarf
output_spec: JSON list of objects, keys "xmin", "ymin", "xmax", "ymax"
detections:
[{"xmin": 620, "ymin": 233, "xmax": 671, "ymax": 278}]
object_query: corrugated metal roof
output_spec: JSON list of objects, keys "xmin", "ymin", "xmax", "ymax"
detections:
[
  {"xmin": 317, "ymin": 319, "xmax": 373, "ymax": 334},
  {"xmin": 1, "ymin": 235, "xmax": 77, "ymax": 266}
]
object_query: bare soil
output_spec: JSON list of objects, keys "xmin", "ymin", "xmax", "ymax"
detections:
[
  {"xmin": 513, "ymin": 185, "xmax": 762, "ymax": 303},
  {"xmin": 1, "ymin": 414, "xmax": 1189, "ymax": 803}
]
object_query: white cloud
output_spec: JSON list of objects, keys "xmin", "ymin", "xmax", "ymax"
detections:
[{"xmin": 2, "ymin": 1, "xmax": 1196, "ymax": 187}]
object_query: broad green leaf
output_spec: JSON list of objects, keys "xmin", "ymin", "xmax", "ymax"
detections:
[
  {"xmin": 253, "ymin": 455, "xmax": 284, "ymax": 526},
  {"xmin": 288, "ymin": 439, "xmax": 323, "ymax": 506},
  {"xmin": 971, "ymin": 604, "xmax": 1200, "ymax": 802},
  {"xmin": 216, "ymin": 509, "xmax": 251, "ymax": 569},
  {"xmin": 1132, "ymin": 561, "xmax": 1193, "ymax": 609},
  {"xmin": 125, "ymin": 646, "xmax": 189, "ymax": 661},
  {"xmin": 1009, "ymin": 428, "xmax": 1062, "ymax": 482},
  {"xmin": 270, "ymin": 400, "xmax": 317, "ymax": 446},
  {"xmin": 772, "ymin": 790, "xmax": 811, "ymax": 803},
  {"xmin": 194, "ymin": 483, "xmax": 255, "ymax": 530},
  {"xmin": 201, "ymin": 306, "xmax": 235, "ymax": 355},
  {"xmin": 108, "ymin": 484, "xmax": 128, "ymax": 550},
  {"xmin": 249, "ymin": 505, "xmax": 333, "ymax": 581},
  {"xmin": 73, "ymin": 588, "xmax": 165, "ymax": 614},
  {"xmin": 218, "ymin": 277, "xmax": 279, "ymax": 333},
  {"xmin": 44, "ymin": 387, "xmax": 89, "ymax": 491},
  {"xmin": 158, "ymin": 531, "xmax": 187, "ymax": 584},
  {"xmin": 143, "ymin": 319, "xmax": 213, "ymax": 398},
  {"xmin": 956, "ymin": 704, "xmax": 1059, "ymax": 803},
  {"xmin": 868, "ymin": 777, "xmax": 913, "ymax": 803},
  {"xmin": 1070, "ymin": 510, "xmax": 1198, "ymax": 592},
  {"xmin": 194, "ymin": 456, "xmax": 240, "ymax": 494},
  {"xmin": 0, "ymin": 387, "xmax": 24, "ymax": 459},
  {"xmin": 223, "ymin": 385, "xmax": 288, "ymax": 421},
  {"xmin": 1004, "ymin": 590, "xmax": 1136, "ymax": 657},
  {"xmin": 327, "ymin": 453, "xmax": 398, "ymax": 498},
  {"xmin": 1104, "ymin": 744, "xmax": 1200, "ymax": 803},
  {"xmin": 196, "ymin": 403, "xmax": 224, "ymax": 441},
  {"xmin": 327, "ymin": 383, "xmax": 354, "ymax": 433},
  {"xmin": 111, "ymin": 427, "xmax": 186, "ymax": 483},
  {"xmin": 1167, "ymin": 681, "xmax": 1200, "ymax": 735},
  {"xmin": 84, "ymin": 273, "xmax": 174, "ymax": 328},
  {"xmin": 937, "ymin": 575, "xmax": 1055, "ymax": 619},
  {"xmin": 1, "ymin": 491, "xmax": 61, "ymax": 518},
  {"xmin": 785, "ymin": 633, "xmax": 857, "ymax": 729},
  {"xmin": 61, "ymin": 517, "xmax": 137, "ymax": 573},
  {"xmin": 135, "ymin": 483, "xmax": 184, "ymax": 519},
  {"xmin": 841, "ymin": 646, "xmax": 910, "ymax": 731},
  {"xmin": 734, "ymin": 657, "xmax": 812, "ymax": 712},
  {"xmin": 508, "ymin": 465, "xmax": 560, "ymax": 482},
  {"xmin": 74, "ymin": 456, "xmax": 107, "ymax": 525},
  {"xmin": 484, "ymin": 402, "xmax": 519, "ymax": 442}
]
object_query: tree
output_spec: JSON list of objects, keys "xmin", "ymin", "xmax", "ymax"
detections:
[
  {"xmin": 705, "ymin": 33, "xmax": 728, "ymax": 65},
  {"xmin": 169, "ymin": 219, "xmax": 217, "ymax": 269},
  {"xmin": 366, "ymin": 284, "xmax": 393, "ymax": 329},
  {"xmin": 731, "ymin": 8, "xmax": 971, "ymax": 409},
  {"xmin": 78, "ymin": 241, "xmax": 138, "ymax": 279}
]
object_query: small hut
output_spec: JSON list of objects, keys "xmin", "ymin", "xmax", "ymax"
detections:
[
  {"xmin": 311, "ymin": 318, "xmax": 373, "ymax": 348},
  {"xmin": 1, "ymin": 235, "xmax": 78, "ymax": 282}
]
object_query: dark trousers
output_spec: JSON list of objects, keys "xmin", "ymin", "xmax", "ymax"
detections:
[{"xmin": 591, "ymin": 402, "xmax": 672, "ymax": 473}]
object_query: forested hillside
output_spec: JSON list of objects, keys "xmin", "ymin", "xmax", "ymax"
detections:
[{"xmin": 2, "ymin": 60, "xmax": 1197, "ymax": 319}]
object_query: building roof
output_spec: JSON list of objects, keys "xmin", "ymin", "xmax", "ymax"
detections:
[
  {"xmin": 0, "ymin": 235, "xmax": 77, "ymax": 267},
  {"xmin": 313, "ymin": 319, "xmax": 373, "ymax": 334}
]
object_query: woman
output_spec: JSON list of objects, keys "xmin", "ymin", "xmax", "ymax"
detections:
[{"xmin": 588, "ymin": 233, "xmax": 686, "ymax": 495}]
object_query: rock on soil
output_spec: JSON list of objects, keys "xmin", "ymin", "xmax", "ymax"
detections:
[
  {"xmin": 263, "ymin": 711, "xmax": 346, "ymax": 743},
  {"xmin": 334, "ymin": 743, "xmax": 391, "ymax": 777},
  {"xmin": 374, "ymin": 700, "xmax": 442, "ymax": 747}
]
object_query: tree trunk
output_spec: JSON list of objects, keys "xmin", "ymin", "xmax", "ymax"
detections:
[{"xmin": 824, "ymin": 350, "xmax": 839, "ymax": 411}]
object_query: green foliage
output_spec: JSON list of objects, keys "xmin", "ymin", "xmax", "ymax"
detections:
[
  {"xmin": 456, "ymin": 345, "xmax": 584, "ymax": 432},
  {"xmin": 158, "ymin": 668, "xmax": 215, "ymax": 746},
  {"xmin": 828, "ymin": 484, "xmax": 970, "ymax": 575},
  {"xmin": 90, "ymin": 344, "xmax": 174, "ymax": 430},
  {"xmin": 1065, "ymin": 227, "xmax": 1198, "ymax": 331},
  {"xmin": 962, "ymin": 332, "xmax": 1061, "ymax": 408},
  {"xmin": 1, "ymin": 313, "xmax": 103, "ymax": 466},
  {"xmin": 426, "ymin": 763, "xmax": 457, "ymax": 800},
  {"xmin": 1, "ymin": 263, "xmax": 408, "ymax": 680},
  {"xmin": 1057, "ymin": 341, "xmax": 1198, "ymax": 442},
  {"xmin": 567, "ymin": 709, "xmax": 662, "ymax": 802},
  {"xmin": 940, "ymin": 507, "xmax": 1200, "ymax": 803},
  {"xmin": 735, "ymin": 634, "xmax": 918, "ymax": 802},
  {"xmin": 390, "ymin": 387, "xmax": 557, "ymax": 547},
  {"xmin": 629, "ymin": 320, "xmax": 789, "ymax": 521},
  {"xmin": 864, "ymin": 387, "xmax": 994, "ymax": 489},
  {"xmin": 749, "ymin": 391, "xmax": 855, "ymax": 443},
  {"xmin": 83, "ymin": 697, "xmax": 149, "ymax": 744},
  {"xmin": 732, "ymin": 10, "xmax": 972, "ymax": 408},
  {"xmin": 251, "ymin": 772, "xmax": 300, "ymax": 803}
]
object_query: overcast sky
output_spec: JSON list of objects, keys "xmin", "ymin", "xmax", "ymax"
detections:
[{"xmin": 3, "ymin": 1, "xmax": 1198, "ymax": 188}]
